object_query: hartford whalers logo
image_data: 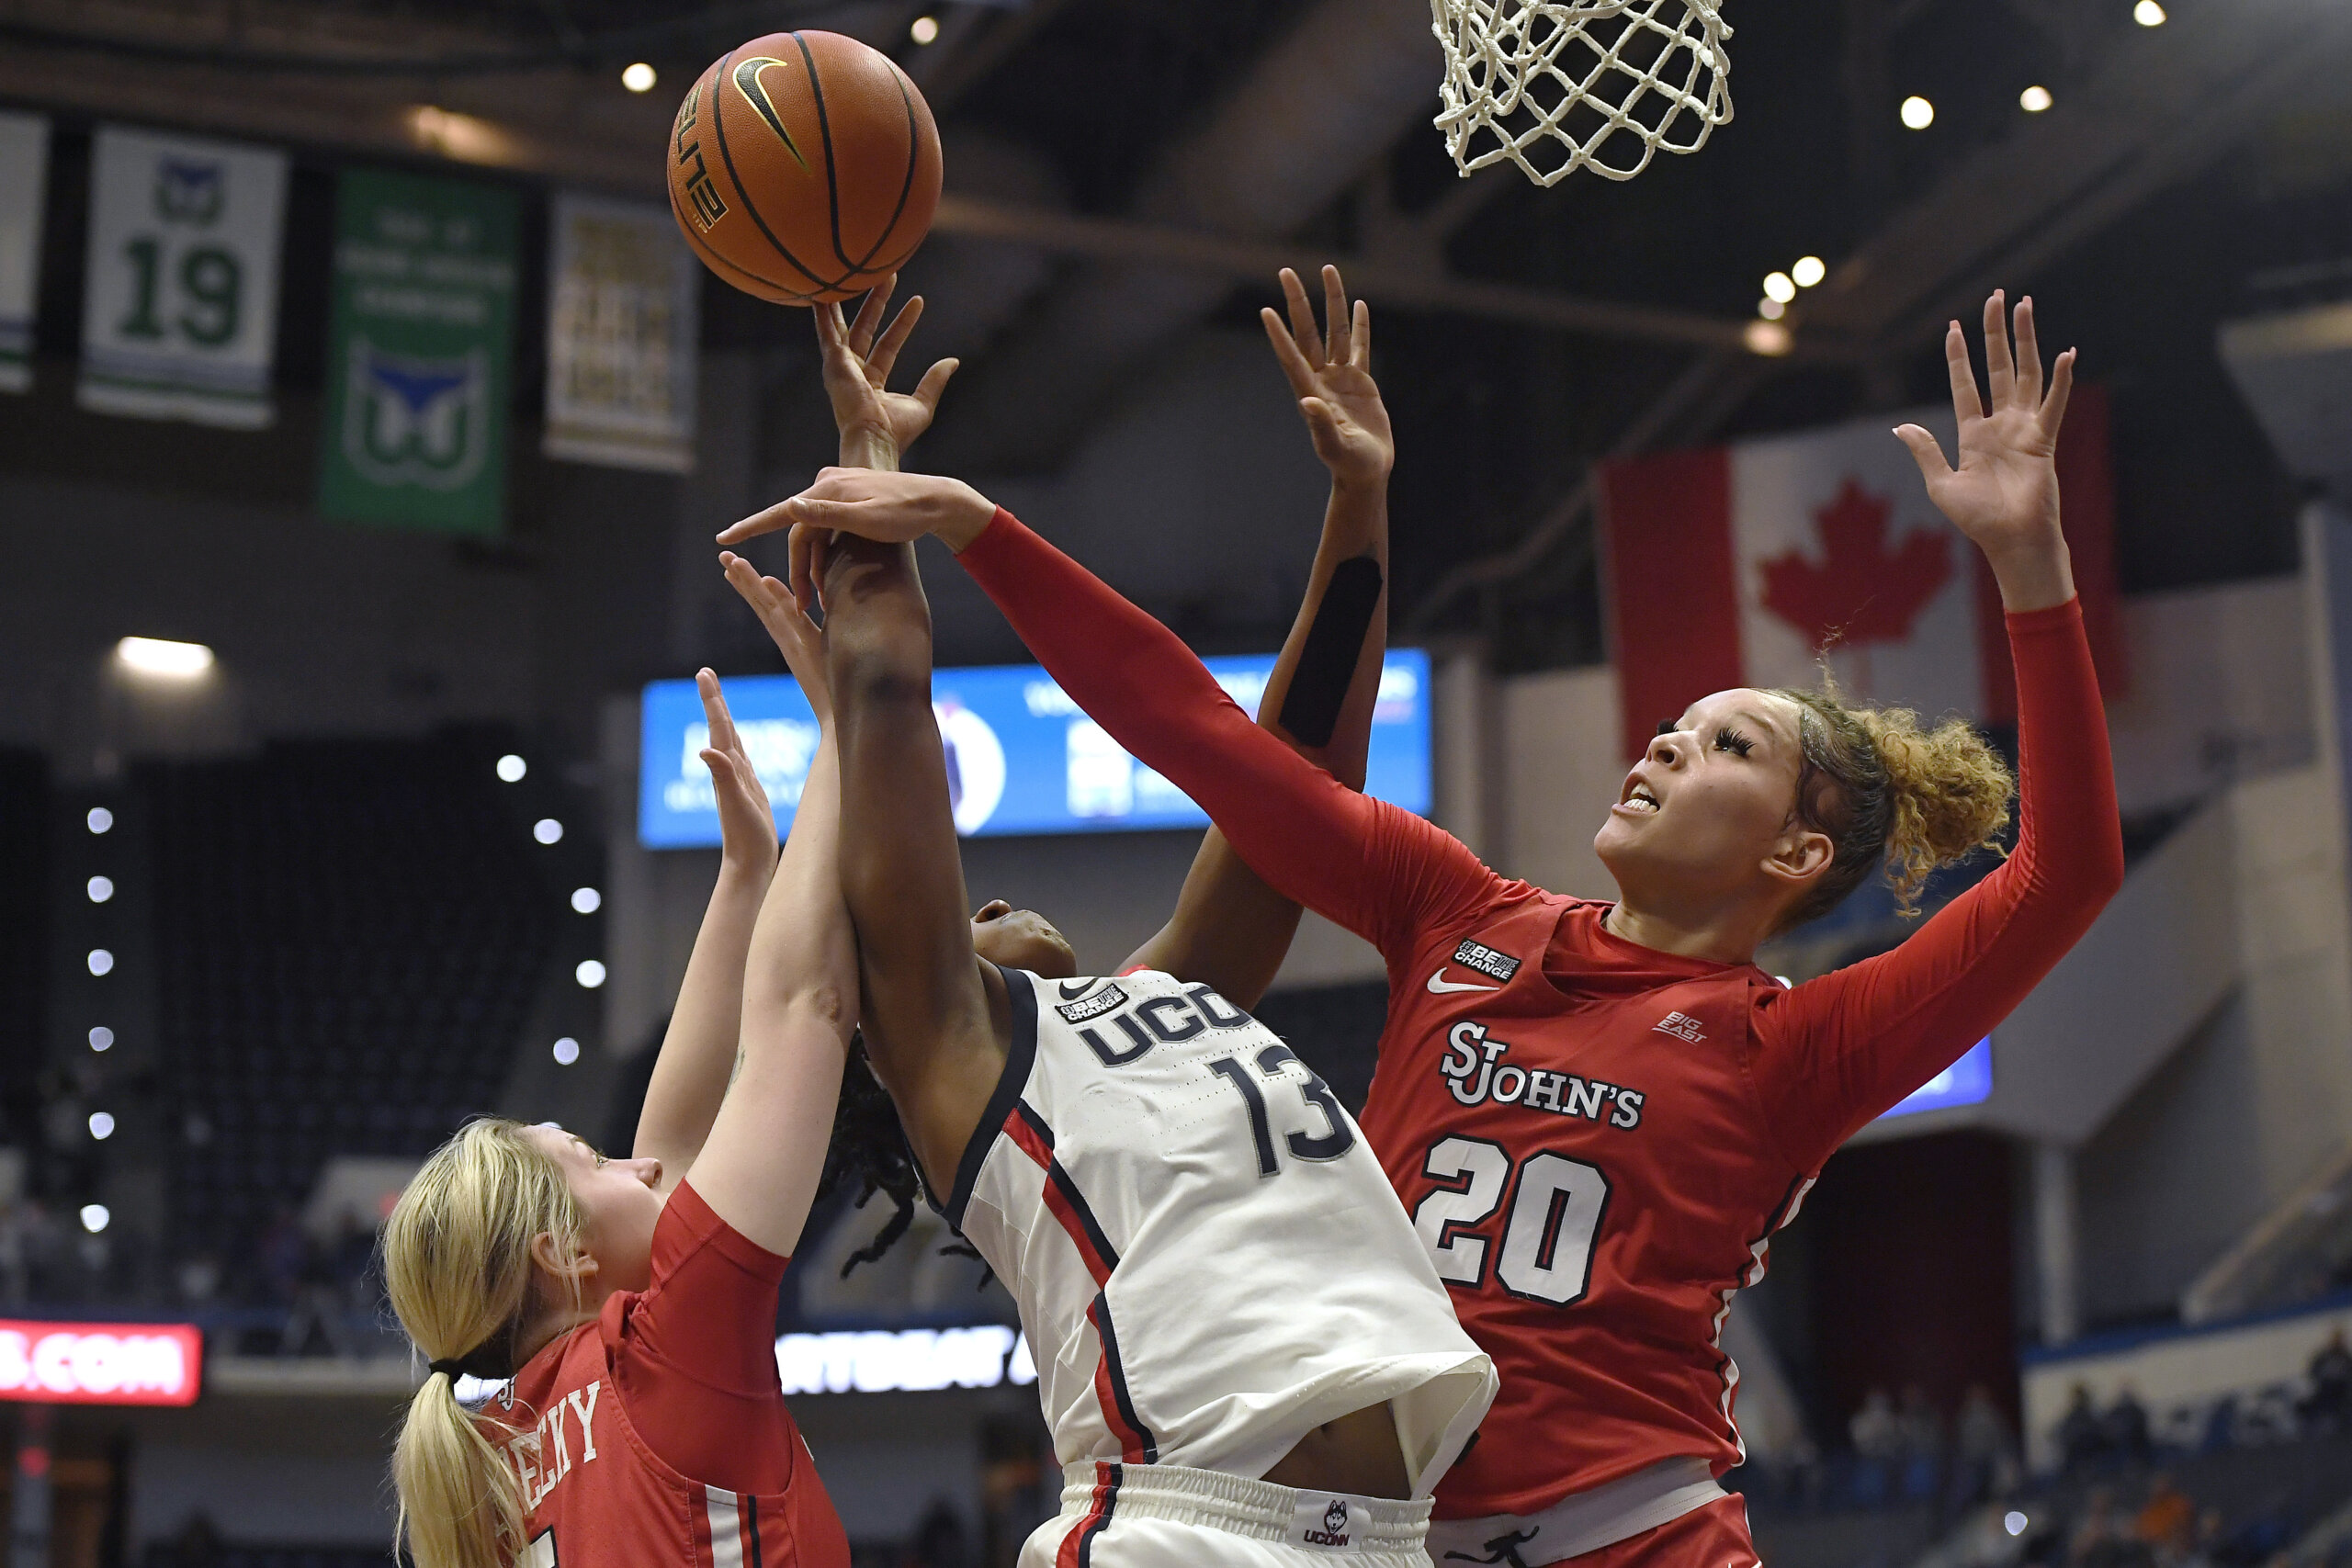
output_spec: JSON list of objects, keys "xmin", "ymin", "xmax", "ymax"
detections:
[
  {"xmin": 341, "ymin": 338, "xmax": 491, "ymax": 491},
  {"xmin": 153, "ymin": 160, "xmax": 224, "ymax": 225}
]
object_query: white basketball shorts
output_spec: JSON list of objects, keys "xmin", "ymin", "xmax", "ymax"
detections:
[{"xmin": 1022, "ymin": 1461, "xmax": 1435, "ymax": 1568}]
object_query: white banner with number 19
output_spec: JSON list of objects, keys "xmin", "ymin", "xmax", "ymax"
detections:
[{"xmin": 77, "ymin": 125, "xmax": 287, "ymax": 429}]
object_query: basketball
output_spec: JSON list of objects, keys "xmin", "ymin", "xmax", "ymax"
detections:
[{"xmin": 667, "ymin": 30, "xmax": 943, "ymax": 305}]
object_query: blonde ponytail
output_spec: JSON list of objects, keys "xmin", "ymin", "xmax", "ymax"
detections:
[
  {"xmin": 1770, "ymin": 686, "xmax": 2013, "ymax": 933},
  {"xmin": 383, "ymin": 1119, "xmax": 585, "ymax": 1568}
]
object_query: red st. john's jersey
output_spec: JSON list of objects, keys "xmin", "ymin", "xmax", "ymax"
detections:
[
  {"xmin": 954, "ymin": 509, "xmax": 2122, "ymax": 1520},
  {"xmin": 494, "ymin": 1181, "xmax": 849, "ymax": 1568}
]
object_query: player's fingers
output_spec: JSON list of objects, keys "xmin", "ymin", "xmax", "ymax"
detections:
[
  {"xmin": 1320, "ymin": 265, "xmax": 1350, "ymax": 367},
  {"xmin": 717, "ymin": 499, "xmax": 794, "ymax": 544},
  {"xmin": 1261, "ymin": 307, "xmax": 1319, "ymax": 399},
  {"xmin": 699, "ymin": 749, "xmax": 740, "ymax": 794},
  {"xmin": 1893, "ymin": 423, "xmax": 1954, "ymax": 486},
  {"xmin": 787, "ymin": 525, "xmax": 818, "ymax": 613},
  {"xmin": 695, "ymin": 669, "xmax": 739, "ymax": 752},
  {"xmin": 1941, "ymin": 320, "xmax": 1985, "ymax": 425},
  {"xmin": 2039, "ymin": 347, "xmax": 2076, "ymax": 439},
  {"xmin": 2011, "ymin": 296, "xmax": 2045, "ymax": 407},
  {"xmin": 910, "ymin": 356, "xmax": 960, "ymax": 412},
  {"xmin": 848, "ymin": 276, "xmax": 895, "ymax": 356},
  {"xmin": 1281, "ymin": 267, "xmax": 1322, "ymax": 362},
  {"xmin": 1981, "ymin": 290, "xmax": 2015, "ymax": 408},
  {"xmin": 871, "ymin": 295, "xmax": 925, "ymax": 383},
  {"xmin": 813, "ymin": 299, "xmax": 845, "ymax": 353},
  {"xmin": 1351, "ymin": 298, "xmax": 1373, "ymax": 368}
]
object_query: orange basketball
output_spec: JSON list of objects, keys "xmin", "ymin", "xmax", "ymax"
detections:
[{"xmin": 667, "ymin": 31, "xmax": 943, "ymax": 305}]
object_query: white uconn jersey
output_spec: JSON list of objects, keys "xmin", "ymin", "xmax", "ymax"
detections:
[{"xmin": 942, "ymin": 967, "xmax": 1495, "ymax": 1495}]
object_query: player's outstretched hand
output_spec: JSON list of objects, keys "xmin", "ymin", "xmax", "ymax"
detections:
[
  {"xmin": 1261, "ymin": 265, "xmax": 1392, "ymax": 491},
  {"xmin": 1894, "ymin": 292, "xmax": 2075, "ymax": 609},
  {"xmin": 693, "ymin": 667, "xmax": 779, "ymax": 874},
  {"xmin": 720, "ymin": 468, "xmax": 998, "ymax": 602},
  {"xmin": 722, "ymin": 551, "xmax": 833, "ymax": 723},
  {"xmin": 815, "ymin": 275, "xmax": 959, "ymax": 462}
]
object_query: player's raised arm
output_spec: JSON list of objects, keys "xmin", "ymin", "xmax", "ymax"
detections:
[
  {"xmin": 820, "ymin": 532, "xmax": 1012, "ymax": 1195},
  {"xmin": 1122, "ymin": 266, "xmax": 1394, "ymax": 1007},
  {"xmin": 674, "ymin": 558, "xmax": 856, "ymax": 1256},
  {"xmin": 631, "ymin": 670, "xmax": 778, "ymax": 1191}
]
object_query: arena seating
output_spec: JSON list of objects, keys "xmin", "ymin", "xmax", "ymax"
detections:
[{"xmin": 141, "ymin": 732, "xmax": 555, "ymax": 1309}]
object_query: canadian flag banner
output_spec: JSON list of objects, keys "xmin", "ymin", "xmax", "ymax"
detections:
[{"xmin": 1598, "ymin": 386, "xmax": 2124, "ymax": 761}]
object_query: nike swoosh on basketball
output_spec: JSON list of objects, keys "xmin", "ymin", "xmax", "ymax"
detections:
[
  {"xmin": 1426, "ymin": 967, "xmax": 1501, "ymax": 995},
  {"xmin": 1057, "ymin": 980, "xmax": 1096, "ymax": 1000}
]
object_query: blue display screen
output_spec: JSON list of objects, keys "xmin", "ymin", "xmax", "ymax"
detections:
[
  {"xmin": 639, "ymin": 649, "xmax": 1434, "ymax": 848},
  {"xmin": 1877, "ymin": 1037, "xmax": 1993, "ymax": 1121}
]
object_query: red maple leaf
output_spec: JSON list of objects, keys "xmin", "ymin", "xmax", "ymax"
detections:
[{"xmin": 1757, "ymin": 477, "xmax": 1953, "ymax": 653}]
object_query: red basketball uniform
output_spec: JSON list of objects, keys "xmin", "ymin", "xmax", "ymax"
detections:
[
  {"xmin": 952, "ymin": 510, "xmax": 2120, "ymax": 1547},
  {"xmin": 497, "ymin": 1181, "xmax": 850, "ymax": 1568}
]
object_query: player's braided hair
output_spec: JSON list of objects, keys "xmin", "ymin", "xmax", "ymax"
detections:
[
  {"xmin": 1770, "ymin": 682, "xmax": 2014, "ymax": 934},
  {"xmin": 816, "ymin": 1033, "xmax": 929, "ymax": 1274}
]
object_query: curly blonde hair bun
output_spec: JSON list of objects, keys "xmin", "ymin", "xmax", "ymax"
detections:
[{"xmin": 1770, "ymin": 686, "xmax": 2015, "ymax": 932}]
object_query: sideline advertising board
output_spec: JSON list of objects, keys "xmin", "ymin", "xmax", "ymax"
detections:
[
  {"xmin": 0, "ymin": 1320, "xmax": 202, "ymax": 1406},
  {"xmin": 639, "ymin": 650, "xmax": 1435, "ymax": 849}
]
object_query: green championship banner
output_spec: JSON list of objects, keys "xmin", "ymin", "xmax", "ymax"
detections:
[
  {"xmin": 0, "ymin": 112, "xmax": 47, "ymax": 393},
  {"xmin": 319, "ymin": 169, "xmax": 517, "ymax": 536},
  {"xmin": 78, "ymin": 125, "xmax": 288, "ymax": 426}
]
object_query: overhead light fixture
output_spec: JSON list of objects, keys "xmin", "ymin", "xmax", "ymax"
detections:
[
  {"xmin": 2133, "ymin": 0, "xmax": 2165, "ymax": 24},
  {"xmin": 1763, "ymin": 271, "xmax": 1796, "ymax": 303},
  {"xmin": 1758, "ymin": 298, "xmax": 1786, "ymax": 321},
  {"xmin": 552, "ymin": 1037, "xmax": 582, "ymax": 1066},
  {"xmin": 80, "ymin": 1204, "xmax": 110, "ymax": 1234},
  {"xmin": 571, "ymin": 886, "xmax": 602, "ymax": 914},
  {"xmin": 1743, "ymin": 320, "xmax": 1793, "ymax": 357},
  {"xmin": 2019, "ymin": 85, "xmax": 2053, "ymax": 112},
  {"xmin": 496, "ymin": 753, "xmax": 526, "ymax": 783},
  {"xmin": 88, "ymin": 1112, "xmax": 116, "ymax": 1141},
  {"xmin": 88, "ymin": 1027, "xmax": 114, "ymax": 1052},
  {"xmin": 1791, "ymin": 255, "xmax": 1826, "ymax": 288},
  {"xmin": 535, "ymin": 818, "xmax": 564, "ymax": 845},
  {"xmin": 407, "ymin": 105, "xmax": 519, "ymax": 166},
  {"xmin": 576, "ymin": 960, "xmax": 607, "ymax": 989},
  {"xmin": 116, "ymin": 637, "xmax": 214, "ymax": 678},
  {"xmin": 621, "ymin": 62, "xmax": 657, "ymax": 93},
  {"xmin": 1900, "ymin": 96, "xmax": 1935, "ymax": 130},
  {"xmin": 910, "ymin": 15, "xmax": 941, "ymax": 44},
  {"xmin": 87, "ymin": 949, "xmax": 115, "ymax": 976},
  {"xmin": 87, "ymin": 876, "xmax": 114, "ymax": 904},
  {"xmin": 87, "ymin": 807, "xmax": 114, "ymax": 835}
]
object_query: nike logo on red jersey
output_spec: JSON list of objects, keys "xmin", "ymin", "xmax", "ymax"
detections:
[{"xmin": 1427, "ymin": 967, "xmax": 1501, "ymax": 995}]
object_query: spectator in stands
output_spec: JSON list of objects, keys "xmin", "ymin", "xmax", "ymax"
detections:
[
  {"xmin": 2134, "ymin": 1472, "xmax": 2194, "ymax": 1560},
  {"xmin": 2061, "ymin": 1383, "xmax": 2110, "ymax": 1475},
  {"xmin": 903, "ymin": 1500, "xmax": 969, "ymax": 1568},
  {"xmin": 1897, "ymin": 1382, "xmax": 1947, "ymax": 1502},
  {"xmin": 1852, "ymin": 1386, "xmax": 1903, "ymax": 1460},
  {"xmin": 1951, "ymin": 1382, "xmax": 2019, "ymax": 1506},
  {"xmin": 2105, "ymin": 1385, "xmax": 2155, "ymax": 1469},
  {"xmin": 2300, "ymin": 1328, "xmax": 2352, "ymax": 1436}
]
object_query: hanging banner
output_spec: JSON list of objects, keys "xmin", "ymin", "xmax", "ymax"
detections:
[
  {"xmin": 544, "ymin": 192, "xmax": 698, "ymax": 473},
  {"xmin": 78, "ymin": 126, "xmax": 287, "ymax": 427},
  {"xmin": 319, "ymin": 168, "xmax": 517, "ymax": 536},
  {"xmin": 0, "ymin": 112, "xmax": 48, "ymax": 393}
]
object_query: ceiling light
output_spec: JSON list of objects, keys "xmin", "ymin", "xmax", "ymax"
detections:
[
  {"xmin": 621, "ymin": 62, "xmax": 657, "ymax": 93},
  {"xmin": 535, "ymin": 818, "xmax": 563, "ymax": 845},
  {"xmin": 2133, "ymin": 0, "xmax": 2165, "ymax": 24},
  {"xmin": 910, "ymin": 15, "xmax": 941, "ymax": 44},
  {"xmin": 1792, "ymin": 255, "xmax": 1826, "ymax": 288},
  {"xmin": 1743, "ymin": 320, "xmax": 1793, "ymax": 357},
  {"xmin": 571, "ymin": 886, "xmax": 602, "ymax": 914},
  {"xmin": 80, "ymin": 1204, "xmax": 109, "ymax": 1234},
  {"xmin": 88, "ymin": 1026, "xmax": 113, "ymax": 1052},
  {"xmin": 2005, "ymin": 1512, "xmax": 2030, "ymax": 1538},
  {"xmin": 576, "ymin": 960, "xmax": 607, "ymax": 988},
  {"xmin": 496, "ymin": 754, "xmax": 526, "ymax": 783},
  {"xmin": 116, "ymin": 637, "xmax": 214, "ymax": 678},
  {"xmin": 1758, "ymin": 298, "xmax": 1786, "ymax": 321},
  {"xmin": 88, "ymin": 1112, "xmax": 115, "ymax": 1141},
  {"xmin": 1763, "ymin": 271, "xmax": 1796, "ymax": 303},
  {"xmin": 87, "ymin": 875, "xmax": 114, "ymax": 904},
  {"xmin": 2019, "ymin": 85, "xmax": 2053, "ymax": 112},
  {"xmin": 1900, "ymin": 96, "xmax": 1935, "ymax": 130},
  {"xmin": 86, "ymin": 807, "xmax": 113, "ymax": 835},
  {"xmin": 87, "ymin": 949, "xmax": 114, "ymax": 976},
  {"xmin": 552, "ymin": 1037, "xmax": 582, "ymax": 1066}
]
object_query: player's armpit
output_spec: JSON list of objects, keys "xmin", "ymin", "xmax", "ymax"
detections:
[{"xmin": 824, "ymin": 535, "xmax": 1011, "ymax": 1190}]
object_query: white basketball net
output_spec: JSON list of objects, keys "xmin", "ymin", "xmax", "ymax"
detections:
[{"xmin": 1430, "ymin": 0, "xmax": 1734, "ymax": 186}]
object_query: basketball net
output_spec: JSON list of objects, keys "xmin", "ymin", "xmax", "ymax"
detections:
[{"xmin": 1429, "ymin": 0, "xmax": 1733, "ymax": 185}]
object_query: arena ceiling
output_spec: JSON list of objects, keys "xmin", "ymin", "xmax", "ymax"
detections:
[{"xmin": 2, "ymin": 0, "xmax": 2347, "ymax": 661}]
